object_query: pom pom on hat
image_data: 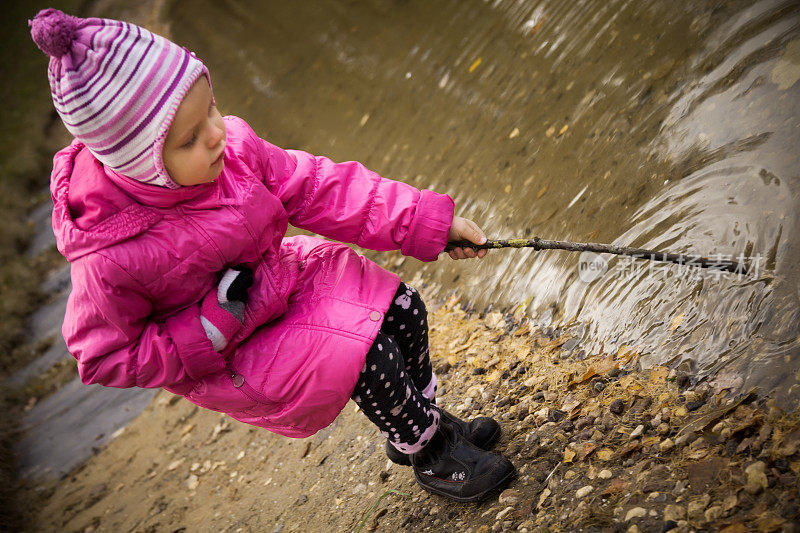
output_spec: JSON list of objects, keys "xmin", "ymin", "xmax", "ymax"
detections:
[{"xmin": 29, "ymin": 8, "xmax": 78, "ymax": 58}]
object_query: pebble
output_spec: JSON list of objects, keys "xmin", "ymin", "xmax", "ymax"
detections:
[
  {"xmin": 662, "ymin": 520, "xmax": 678, "ymax": 532},
  {"xmin": 576, "ymin": 485, "xmax": 593, "ymax": 498},
  {"xmin": 704, "ymin": 505, "xmax": 722, "ymax": 522},
  {"xmin": 495, "ymin": 506, "xmax": 514, "ymax": 520},
  {"xmin": 685, "ymin": 400, "xmax": 704, "ymax": 412},
  {"xmin": 657, "ymin": 423, "xmax": 670, "ymax": 435},
  {"xmin": 575, "ymin": 417, "xmax": 594, "ymax": 430},
  {"xmin": 549, "ymin": 409, "xmax": 566, "ymax": 423},
  {"xmin": 186, "ymin": 474, "xmax": 199, "ymax": 490},
  {"xmin": 625, "ymin": 507, "xmax": 647, "ymax": 521},
  {"xmin": 659, "ymin": 439, "xmax": 675, "ymax": 452},
  {"xmin": 598, "ymin": 469, "xmax": 613, "ymax": 479},
  {"xmin": 687, "ymin": 494, "xmax": 710, "ymax": 520},
  {"xmin": 630, "ymin": 425, "xmax": 644, "ymax": 438},
  {"xmin": 593, "ymin": 381, "xmax": 606, "ymax": 392},
  {"xmin": 663, "ymin": 504, "xmax": 685, "ymax": 522},
  {"xmin": 674, "ymin": 431, "xmax": 696, "ymax": 447},
  {"xmin": 610, "ymin": 399, "xmax": 625, "ymax": 415},
  {"xmin": 744, "ymin": 461, "xmax": 768, "ymax": 494},
  {"xmin": 498, "ymin": 489, "xmax": 522, "ymax": 506}
]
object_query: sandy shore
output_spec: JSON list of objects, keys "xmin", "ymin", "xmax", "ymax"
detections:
[{"xmin": 17, "ymin": 294, "xmax": 800, "ymax": 532}]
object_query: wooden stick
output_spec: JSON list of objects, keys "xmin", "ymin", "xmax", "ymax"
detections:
[{"xmin": 444, "ymin": 238, "xmax": 749, "ymax": 274}]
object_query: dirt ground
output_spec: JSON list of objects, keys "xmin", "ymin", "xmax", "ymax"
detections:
[{"xmin": 16, "ymin": 291, "xmax": 800, "ymax": 532}]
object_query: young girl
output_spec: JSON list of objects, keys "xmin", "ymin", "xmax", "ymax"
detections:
[{"xmin": 30, "ymin": 8, "xmax": 515, "ymax": 502}]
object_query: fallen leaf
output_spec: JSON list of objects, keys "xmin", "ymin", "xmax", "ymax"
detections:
[
  {"xmin": 563, "ymin": 448, "xmax": 576, "ymax": 463},
  {"xmin": 774, "ymin": 429, "xmax": 800, "ymax": 457},
  {"xmin": 615, "ymin": 441, "xmax": 642, "ymax": 459},
  {"xmin": 537, "ymin": 488, "xmax": 551, "ymax": 509},
  {"xmin": 568, "ymin": 367, "xmax": 598, "ymax": 388},
  {"xmin": 577, "ymin": 442, "xmax": 597, "ymax": 461},
  {"xmin": 596, "ymin": 448, "xmax": 614, "ymax": 461},
  {"xmin": 648, "ymin": 366, "xmax": 669, "ymax": 383}
]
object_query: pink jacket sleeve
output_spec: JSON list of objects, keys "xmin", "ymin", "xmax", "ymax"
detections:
[
  {"xmin": 63, "ymin": 253, "xmax": 225, "ymax": 388},
  {"xmin": 240, "ymin": 121, "xmax": 454, "ymax": 262}
]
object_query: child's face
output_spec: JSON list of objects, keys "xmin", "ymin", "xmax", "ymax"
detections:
[{"xmin": 163, "ymin": 77, "xmax": 226, "ymax": 186}]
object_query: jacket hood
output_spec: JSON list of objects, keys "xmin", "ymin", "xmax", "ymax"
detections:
[{"xmin": 50, "ymin": 139, "xmax": 166, "ymax": 261}]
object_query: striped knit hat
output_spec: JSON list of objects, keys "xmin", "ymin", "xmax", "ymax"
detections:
[{"xmin": 29, "ymin": 8, "xmax": 208, "ymax": 188}]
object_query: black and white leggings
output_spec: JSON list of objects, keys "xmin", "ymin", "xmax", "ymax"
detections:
[{"xmin": 351, "ymin": 283, "xmax": 440, "ymax": 454}]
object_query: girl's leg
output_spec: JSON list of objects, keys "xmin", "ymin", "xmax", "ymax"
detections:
[
  {"xmin": 351, "ymin": 331, "xmax": 440, "ymax": 454},
  {"xmin": 381, "ymin": 283, "xmax": 437, "ymax": 401}
]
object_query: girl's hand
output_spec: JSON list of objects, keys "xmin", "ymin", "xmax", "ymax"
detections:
[{"xmin": 447, "ymin": 216, "xmax": 488, "ymax": 260}]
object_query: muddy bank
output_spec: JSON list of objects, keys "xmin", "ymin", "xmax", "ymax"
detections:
[{"xmin": 19, "ymin": 297, "xmax": 800, "ymax": 532}]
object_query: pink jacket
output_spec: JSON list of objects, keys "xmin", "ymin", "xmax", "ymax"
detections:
[{"xmin": 52, "ymin": 116, "xmax": 454, "ymax": 437}]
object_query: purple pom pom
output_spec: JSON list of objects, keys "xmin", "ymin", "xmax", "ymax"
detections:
[{"xmin": 29, "ymin": 8, "xmax": 78, "ymax": 58}]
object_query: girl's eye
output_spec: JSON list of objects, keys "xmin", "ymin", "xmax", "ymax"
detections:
[{"xmin": 181, "ymin": 134, "xmax": 196, "ymax": 148}]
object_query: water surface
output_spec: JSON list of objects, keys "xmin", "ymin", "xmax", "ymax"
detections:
[{"xmin": 169, "ymin": 0, "xmax": 800, "ymax": 406}]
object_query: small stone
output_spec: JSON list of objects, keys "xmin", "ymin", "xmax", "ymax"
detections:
[
  {"xmin": 704, "ymin": 505, "xmax": 722, "ymax": 522},
  {"xmin": 598, "ymin": 469, "xmax": 613, "ymax": 479},
  {"xmin": 549, "ymin": 409, "xmax": 566, "ymax": 423},
  {"xmin": 610, "ymin": 399, "xmax": 625, "ymax": 415},
  {"xmin": 630, "ymin": 425, "xmax": 645, "ymax": 438},
  {"xmin": 576, "ymin": 485, "xmax": 593, "ymax": 498},
  {"xmin": 662, "ymin": 520, "xmax": 678, "ymax": 532},
  {"xmin": 625, "ymin": 507, "xmax": 647, "ymax": 521},
  {"xmin": 663, "ymin": 504, "xmax": 685, "ymax": 522},
  {"xmin": 627, "ymin": 526, "xmax": 640, "ymax": 533},
  {"xmin": 744, "ymin": 461, "xmax": 768, "ymax": 494},
  {"xmin": 498, "ymin": 489, "xmax": 522, "ymax": 506},
  {"xmin": 675, "ymin": 431, "xmax": 696, "ymax": 447},
  {"xmin": 594, "ymin": 381, "xmax": 606, "ymax": 392},
  {"xmin": 657, "ymin": 423, "xmax": 670, "ymax": 436},
  {"xmin": 575, "ymin": 417, "xmax": 594, "ymax": 431},
  {"xmin": 186, "ymin": 474, "xmax": 199, "ymax": 490},
  {"xmin": 686, "ymin": 400, "xmax": 704, "ymax": 412},
  {"xmin": 659, "ymin": 439, "xmax": 675, "ymax": 453},
  {"xmin": 687, "ymin": 494, "xmax": 710, "ymax": 520}
]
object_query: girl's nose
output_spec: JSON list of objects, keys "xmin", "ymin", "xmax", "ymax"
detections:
[{"xmin": 207, "ymin": 123, "xmax": 224, "ymax": 147}]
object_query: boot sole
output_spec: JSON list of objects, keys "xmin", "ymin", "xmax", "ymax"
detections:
[{"xmin": 414, "ymin": 466, "xmax": 516, "ymax": 503}]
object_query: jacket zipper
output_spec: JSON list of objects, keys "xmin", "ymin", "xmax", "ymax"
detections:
[{"xmin": 226, "ymin": 364, "xmax": 274, "ymax": 406}]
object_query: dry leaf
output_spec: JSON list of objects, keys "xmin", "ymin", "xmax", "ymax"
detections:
[
  {"xmin": 537, "ymin": 488, "xmax": 551, "ymax": 509},
  {"xmin": 648, "ymin": 366, "xmax": 669, "ymax": 383},
  {"xmin": 596, "ymin": 448, "xmax": 614, "ymax": 461},
  {"xmin": 563, "ymin": 448, "xmax": 576, "ymax": 463}
]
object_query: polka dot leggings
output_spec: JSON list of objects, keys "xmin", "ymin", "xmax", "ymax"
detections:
[{"xmin": 351, "ymin": 283, "xmax": 439, "ymax": 454}]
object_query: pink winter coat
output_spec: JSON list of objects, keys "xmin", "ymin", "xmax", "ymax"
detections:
[{"xmin": 52, "ymin": 116, "xmax": 454, "ymax": 438}]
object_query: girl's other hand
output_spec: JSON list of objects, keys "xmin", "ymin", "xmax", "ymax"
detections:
[{"xmin": 447, "ymin": 216, "xmax": 488, "ymax": 260}]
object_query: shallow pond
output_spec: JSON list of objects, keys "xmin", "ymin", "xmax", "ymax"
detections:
[{"xmin": 169, "ymin": 0, "xmax": 800, "ymax": 407}]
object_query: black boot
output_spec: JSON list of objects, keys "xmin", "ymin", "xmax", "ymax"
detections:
[
  {"xmin": 411, "ymin": 420, "xmax": 515, "ymax": 503},
  {"xmin": 386, "ymin": 407, "xmax": 501, "ymax": 466}
]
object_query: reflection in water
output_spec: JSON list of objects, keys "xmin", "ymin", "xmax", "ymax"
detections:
[{"xmin": 169, "ymin": 0, "xmax": 800, "ymax": 406}]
